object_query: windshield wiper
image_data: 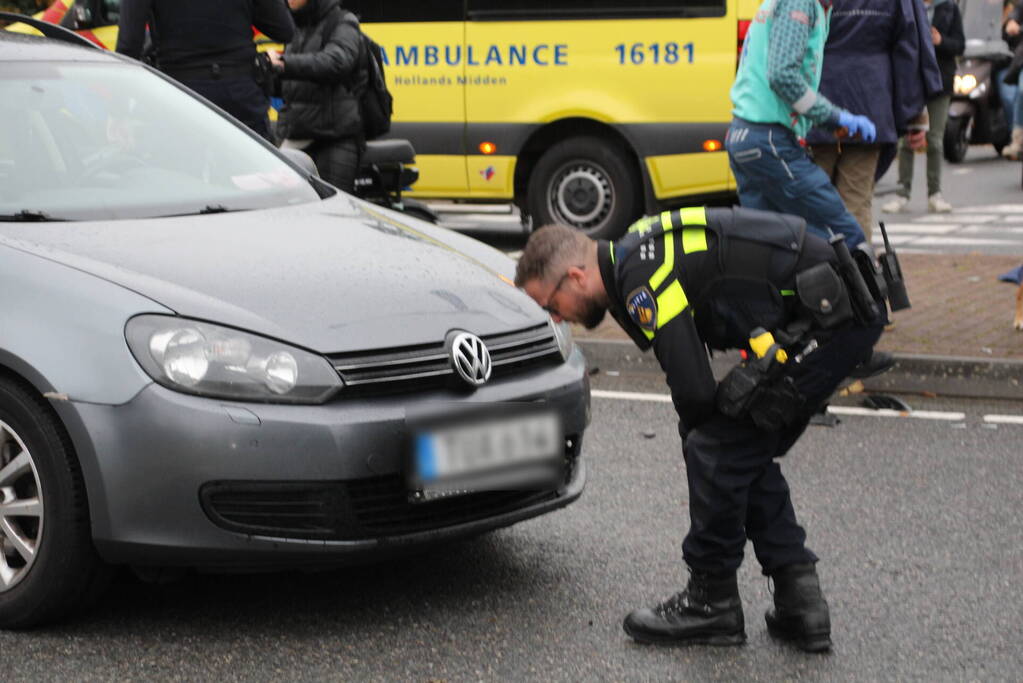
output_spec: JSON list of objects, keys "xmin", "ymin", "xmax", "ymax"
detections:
[{"xmin": 0, "ymin": 210, "xmax": 66, "ymax": 222}]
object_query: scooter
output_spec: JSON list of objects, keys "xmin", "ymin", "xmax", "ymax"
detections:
[
  {"xmin": 354, "ymin": 139, "xmax": 438, "ymax": 223},
  {"xmin": 279, "ymin": 137, "xmax": 438, "ymax": 224},
  {"xmin": 944, "ymin": 0, "xmax": 1014, "ymax": 162}
]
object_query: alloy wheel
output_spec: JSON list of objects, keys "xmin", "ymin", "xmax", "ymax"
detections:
[{"xmin": 0, "ymin": 419, "xmax": 44, "ymax": 592}]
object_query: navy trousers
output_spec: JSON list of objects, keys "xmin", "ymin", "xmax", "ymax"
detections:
[
  {"xmin": 681, "ymin": 322, "xmax": 882, "ymax": 575},
  {"xmin": 726, "ymin": 118, "xmax": 866, "ymax": 249},
  {"xmin": 182, "ymin": 77, "xmax": 272, "ymax": 142}
]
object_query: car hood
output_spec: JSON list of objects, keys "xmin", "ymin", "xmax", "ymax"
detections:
[{"xmin": 0, "ymin": 195, "xmax": 546, "ymax": 352}]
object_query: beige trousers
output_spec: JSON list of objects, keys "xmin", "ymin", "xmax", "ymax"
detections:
[{"xmin": 809, "ymin": 143, "xmax": 881, "ymax": 244}]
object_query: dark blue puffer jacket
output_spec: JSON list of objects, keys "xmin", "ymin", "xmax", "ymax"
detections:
[{"xmin": 807, "ymin": 0, "xmax": 944, "ymax": 177}]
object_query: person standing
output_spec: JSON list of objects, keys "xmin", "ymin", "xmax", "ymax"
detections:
[
  {"xmin": 267, "ymin": 0, "xmax": 364, "ymax": 193},
  {"xmin": 727, "ymin": 0, "xmax": 876, "ymax": 249},
  {"xmin": 807, "ymin": 0, "xmax": 943, "ymax": 244},
  {"xmin": 999, "ymin": 1, "xmax": 1023, "ymax": 160},
  {"xmin": 515, "ymin": 208, "xmax": 885, "ymax": 652},
  {"xmin": 882, "ymin": 0, "xmax": 965, "ymax": 214},
  {"xmin": 116, "ymin": 0, "xmax": 295, "ymax": 142}
]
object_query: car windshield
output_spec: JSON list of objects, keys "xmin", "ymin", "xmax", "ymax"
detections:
[{"xmin": 0, "ymin": 60, "xmax": 322, "ymax": 221}]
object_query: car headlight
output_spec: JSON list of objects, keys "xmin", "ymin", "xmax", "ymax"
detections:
[
  {"xmin": 549, "ymin": 316, "xmax": 574, "ymax": 362},
  {"xmin": 126, "ymin": 315, "xmax": 342, "ymax": 403}
]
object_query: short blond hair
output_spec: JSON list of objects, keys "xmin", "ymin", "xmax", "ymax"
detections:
[{"xmin": 514, "ymin": 224, "xmax": 593, "ymax": 287}]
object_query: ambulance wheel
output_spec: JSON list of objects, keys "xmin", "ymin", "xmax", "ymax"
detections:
[
  {"xmin": 527, "ymin": 137, "xmax": 641, "ymax": 240},
  {"xmin": 0, "ymin": 376, "xmax": 108, "ymax": 629}
]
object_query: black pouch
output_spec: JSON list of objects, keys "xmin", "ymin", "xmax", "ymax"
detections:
[
  {"xmin": 716, "ymin": 362, "xmax": 766, "ymax": 419},
  {"xmin": 796, "ymin": 263, "xmax": 853, "ymax": 329},
  {"xmin": 748, "ymin": 376, "xmax": 805, "ymax": 431}
]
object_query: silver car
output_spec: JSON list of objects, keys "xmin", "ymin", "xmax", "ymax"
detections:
[{"xmin": 0, "ymin": 28, "xmax": 588, "ymax": 627}]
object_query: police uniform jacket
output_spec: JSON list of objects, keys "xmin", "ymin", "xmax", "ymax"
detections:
[{"xmin": 597, "ymin": 206, "xmax": 838, "ymax": 434}]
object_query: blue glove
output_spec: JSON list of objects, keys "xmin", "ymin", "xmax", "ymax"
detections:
[{"xmin": 837, "ymin": 111, "xmax": 877, "ymax": 143}]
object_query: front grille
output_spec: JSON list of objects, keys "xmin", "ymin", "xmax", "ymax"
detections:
[
  {"xmin": 200, "ymin": 435, "xmax": 581, "ymax": 541},
  {"xmin": 328, "ymin": 323, "xmax": 561, "ymax": 397}
]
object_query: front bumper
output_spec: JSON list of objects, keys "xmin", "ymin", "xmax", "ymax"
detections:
[{"xmin": 64, "ymin": 348, "xmax": 589, "ymax": 568}]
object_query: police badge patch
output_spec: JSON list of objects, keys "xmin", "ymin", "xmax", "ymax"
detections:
[{"xmin": 626, "ymin": 287, "xmax": 657, "ymax": 331}]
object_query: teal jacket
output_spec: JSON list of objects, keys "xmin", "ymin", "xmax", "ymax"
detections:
[{"xmin": 731, "ymin": 0, "xmax": 844, "ymax": 139}]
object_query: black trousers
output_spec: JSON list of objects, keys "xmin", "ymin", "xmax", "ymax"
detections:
[
  {"xmin": 307, "ymin": 138, "xmax": 361, "ymax": 194},
  {"xmin": 180, "ymin": 77, "xmax": 272, "ymax": 142},
  {"xmin": 681, "ymin": 322, "xmax": 883, "ymax": 576}
]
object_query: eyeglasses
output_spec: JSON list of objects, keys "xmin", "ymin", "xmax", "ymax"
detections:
[{"xmin": 541, "ymin": 266, "xmax": 582, "ymax": 318}]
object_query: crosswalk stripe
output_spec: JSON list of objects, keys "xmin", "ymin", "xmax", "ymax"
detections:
[{"xmin": 881, "ymin": 223, "xmax": 960, "ymax": 234}]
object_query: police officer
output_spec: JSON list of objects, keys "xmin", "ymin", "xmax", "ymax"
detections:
[
  {"xmin": 116, "ymin": 0, "xmax": 295, "ymax": 141},
  {"xmin": 515, "ymin": 207, "xmax": 884, "ymax": 652}
]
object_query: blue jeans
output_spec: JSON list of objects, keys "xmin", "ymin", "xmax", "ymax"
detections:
[
  {"xmin": 726, "ymin": 118, "xmax": 865, "ymax": 248},
  {"xmin": 996, "ymin": 67, "xmax": 1023, "ymax": 129}
]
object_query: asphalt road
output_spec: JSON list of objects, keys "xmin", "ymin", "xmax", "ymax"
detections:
[{"xmin": 3, "ymin": 367, "xmax": 1021, "ymax": 681}]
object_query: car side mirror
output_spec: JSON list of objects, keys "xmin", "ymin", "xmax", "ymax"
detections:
[{"xmin": 278, "ymin": 147, "xmax": 319, "ymax": 178}]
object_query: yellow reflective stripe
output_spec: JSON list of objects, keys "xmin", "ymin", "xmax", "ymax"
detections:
[
  {"xmin": 609, "ymin": 241, "xmax": 615, "ymax": 264},
  {"xmin": 678, "ymin": 207, "xmax": 707, "ymax": 226},
  {"xmin": 648, "ymin": 230, "xmax": 675, "ymax": 291},
  {"xmin": 681, "ymin": 227, "xmax": 707, "ymax": 254},
  {"xmin": 641, "ymin": 327, "xmax": 655, "ymax": 340},
  {"xmin": 656, "ymin": 279, "xmax": 688, "ymax": 329},
  {"xmin": 660, "ymin": 210, "xmax": 675, "ymax": 232}
]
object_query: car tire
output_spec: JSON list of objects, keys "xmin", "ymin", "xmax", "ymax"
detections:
[
  {"xmin": 527, "ymin": 136, "xmax": 641, "ymax": 240},
  {"xmin": 943, "ymin": 116, "xmax": 970, "ymax": 163},
  {"xmin": 0, "ymin": 376, "xmax": 108, "ymax": 629}
]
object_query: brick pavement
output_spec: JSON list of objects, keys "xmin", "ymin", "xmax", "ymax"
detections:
[{"xmin": 573, "ymin": 253, "xmax": 1023, "ymax": 361}]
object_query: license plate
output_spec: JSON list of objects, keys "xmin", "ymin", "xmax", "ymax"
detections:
[{"xmin": 410, "ymin": 411, "xmax": 562, "ymax": 500}]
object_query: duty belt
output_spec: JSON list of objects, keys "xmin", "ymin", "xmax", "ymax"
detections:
[{"xmin": 162, "ymin": 61, "xmax": 254, "ymax": 80}]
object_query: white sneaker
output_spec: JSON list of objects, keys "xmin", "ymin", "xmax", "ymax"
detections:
[
  {"xmin": 928, "ymin": 192, "xmax": 952, "ymax": 213},
  {"xmin": 881, "ymin": 195, "xmax": 909, "ymax": 213}
]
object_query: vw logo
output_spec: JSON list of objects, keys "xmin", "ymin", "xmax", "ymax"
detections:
[{"xmin": 449, "ymin": 332, "xmax": 492, "ymax": 387}]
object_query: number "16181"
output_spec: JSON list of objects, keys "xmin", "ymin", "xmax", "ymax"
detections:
[{"xmin": 614, "ymin": 42, "xmax": 694, "ymax": 65}]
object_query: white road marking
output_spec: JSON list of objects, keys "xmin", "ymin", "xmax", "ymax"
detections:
[
  {"xmin": 881, "ymin": 223, "xmax": 961, "ymax": 234},
  {"xmin": 983, "ymin": 414, "xmax": 1023, "ymax": 425},
  {"xmin": 592, "ymin": 389, "xmax": 673, "ymax": 403},
  {"xmin": 592, "ymin": 390, "xmax": 967, "ymax": 421},
  {"xmin": 911, "ymin": 237, "xmax": 1022, "ymax": 246},
  {"xmin": 827, "ymin": 406, "xmax": 965, "ymax": 420},
  {"xmin": 951, "ymin": 168, "xmax": 973, "ymax": 175},
  {"xmin": 915, "ymin": 214, "xmax": 996, "ymax": 223},
  {"xmin": 959, "ymin": 204, "xmax": 1023, "ymax": 213}
]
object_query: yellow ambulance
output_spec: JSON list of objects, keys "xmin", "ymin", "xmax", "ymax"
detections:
[
  {"xmin": 348, "ymin": 0, "xmax": 759, "ymax": 237},
  {"xmin": 21, "ymin": 0, "xmax": 759, "ymax": 238}
]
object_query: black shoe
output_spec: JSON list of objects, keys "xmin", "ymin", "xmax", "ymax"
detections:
[
  {"xmin": 623, "ymin": 571, "xmax": 746, "ymax": 646},
  {"xmin": 848, "ymin": 350, "xmax": 895, "ymax": 379},
  {"xmin": 765, "ymin": 563, "xmax": 832, "ymax": 653}
]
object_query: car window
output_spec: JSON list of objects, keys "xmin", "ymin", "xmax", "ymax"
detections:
[{"xmin": 0, "ymin": 61, "xmax": 322, "ymax": 221}]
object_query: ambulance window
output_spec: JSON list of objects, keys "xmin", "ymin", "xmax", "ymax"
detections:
[
  {"xmin": 467, "ymin": 1, "xmax": 726, "ymax": 20},
  {"xmin": 344, "ymin": 1, "xmax": 465, "ymax": 23}
]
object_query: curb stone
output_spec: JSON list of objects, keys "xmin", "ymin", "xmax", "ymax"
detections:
[{"xmin": 577, "ymin": 339, "xmax": 1023, "ymax": 402}]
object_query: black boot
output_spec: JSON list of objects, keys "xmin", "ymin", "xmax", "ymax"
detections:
[
  {"xmin": 765, "ymin": 563, "xmax": 832, "ymax": 653},
  {"xmin": 623, "ymin": 571, "xmax": 745, "ymax": 646}
]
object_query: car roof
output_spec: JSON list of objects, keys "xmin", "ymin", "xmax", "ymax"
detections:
[{"xmin": 0, "ymin": 30, "xmax": 121, "ymax": 63}]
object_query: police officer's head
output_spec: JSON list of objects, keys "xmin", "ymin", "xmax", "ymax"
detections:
[{"xmin": 516, "ymin": 224, "xmax": 608, "ymax": 329}]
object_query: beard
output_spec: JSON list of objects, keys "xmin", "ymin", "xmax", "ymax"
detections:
[{"xmin": 579, "ymin": 297, "xmax": 607, "ymax": 329}]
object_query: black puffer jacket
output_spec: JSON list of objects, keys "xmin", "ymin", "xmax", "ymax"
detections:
[{"xmin": 278, "ymin": 0, "xmax": 364, "ymax": 140}]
